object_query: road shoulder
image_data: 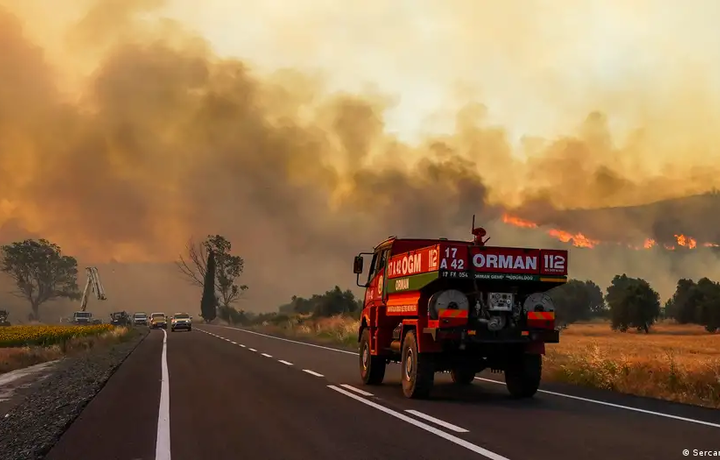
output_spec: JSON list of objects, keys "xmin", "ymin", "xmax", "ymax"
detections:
[{"xmin": 0, "ymin": 328, "xmax": 149, "ymax": 460}]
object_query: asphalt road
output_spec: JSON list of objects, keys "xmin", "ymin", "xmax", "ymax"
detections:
[{"xmin": 45, "ymin": 325, "xmax": 720, "ymax": 460}]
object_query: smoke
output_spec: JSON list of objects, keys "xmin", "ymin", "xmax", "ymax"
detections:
[{"xmin": 2, "ymin": 0, "xmax": 720, "ymax": 312}]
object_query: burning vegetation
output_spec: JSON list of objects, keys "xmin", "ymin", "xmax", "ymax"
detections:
[{"xmin": 501, "ymin": 213, "xmax": 719, "ymax": 251}]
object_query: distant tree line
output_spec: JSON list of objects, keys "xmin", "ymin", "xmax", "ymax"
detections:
[
  {"xmin": 549, "ymin": 275, "xmax": 719, "ymax": 333},
  {"xmin": 219, "ymin": 286, "xmax": 362, "ymax": 327}
]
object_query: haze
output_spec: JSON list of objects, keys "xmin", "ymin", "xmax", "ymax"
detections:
[{"xmin": 1, "ymin": 0, "xmax": 720, "ymax": 316}]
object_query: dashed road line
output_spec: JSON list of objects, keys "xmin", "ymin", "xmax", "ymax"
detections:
[
  {"xmin": 328, "ymin": 385, "xmax": 509, "ymax": 460},
  {"xmin": 302, "ymin": 369, "xmax": 324, "ymax": 377},
  {"xmin": 261, "ymin": 353, "xmax": 273, "ymax": 358},
  {"xmin": 207, "ymin": 326, "xmax": 720, "ymax": 430},
  {"xmin": 278, "ymin": 360, "xmax": 293, "ymax": 366},
  {"xmin": 248, "ymin": 348, "xmax": 257, "ymax": 352},
  {"xmin": 405, "ymin": 409, "xmax": 469, "ymax": 433},
  {"xmin": 339, "ymin": 384, "xmax": 374, "ymax": 397},
  {"xmin": 239, "ymin": 344, "xmax": 246, "ymax": 348}
]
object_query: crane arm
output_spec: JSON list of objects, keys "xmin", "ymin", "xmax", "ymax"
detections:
[{"xmin": 78, "ymin": 267, "xmax": 107, "ymax": 312}]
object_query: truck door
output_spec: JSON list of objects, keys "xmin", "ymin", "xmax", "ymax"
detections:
[{"xmin": 366, "ymin": 248, "xmax": 390, "ymax": 309}]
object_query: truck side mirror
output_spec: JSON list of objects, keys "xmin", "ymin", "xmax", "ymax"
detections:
[{"xmin": 353, "ymin": 255, "xmax": 364, "ymax": 274}]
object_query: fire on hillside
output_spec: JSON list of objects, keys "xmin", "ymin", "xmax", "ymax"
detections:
[{"xmin": 501, "ymin": 214, "xmax": 720, "ymax": 250}]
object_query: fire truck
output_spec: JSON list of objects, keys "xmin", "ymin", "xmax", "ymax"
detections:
[{"xmin": 352, "ymin": 219, "xmax": 566, "ymax": 399}]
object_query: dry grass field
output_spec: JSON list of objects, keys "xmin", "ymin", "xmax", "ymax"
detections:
[
  {"xmin": 253, "ymin": 316, "xmax": 720, "ymax": 408},
  {"xmin": 0, "ymin": 326, "xmax": 132, "ymax": 374}
]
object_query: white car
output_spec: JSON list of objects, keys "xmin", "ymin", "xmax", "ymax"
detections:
[
  {"xmin": 133, "ymin": 312, "xmax": 148, "ymax": 326},
  {"xmin": 170, "ymin": 313, "xmax": 192, "ymax": 332}
]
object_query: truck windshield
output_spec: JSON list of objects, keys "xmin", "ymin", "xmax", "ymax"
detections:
[
  {"xmin": 152, "ymin": 314, "xmax": 165, "ymax": 319},
  {"xmin": 174, "ymin": 314, "xmax": 189, "ymax": 319}
]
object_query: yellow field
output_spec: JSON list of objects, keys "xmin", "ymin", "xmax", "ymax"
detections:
[
  {"xmin": 0, "ymin": 325, "xmax": 130, "ymax": 373},
  {"xmin": 544, "ymin": 323, "xmax": 720, "ymax": 408},
  {"xmin": 0, "ymin": 324, "xmax": 114, "ymax": 348},
  {"xmin": 256, "ymin": 316, "xmax": 720, "ymax": 408}
]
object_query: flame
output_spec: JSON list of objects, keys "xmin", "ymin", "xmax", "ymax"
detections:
[
  {"xmin": 501, "ymin": 214, "xmax": 538, "ymax": 228},
  {"xmin": 500, "ymin": 213, "xmax": 719, "ymax": 250},
  {"xmin": 547, "ymin": 229, "xmax": 599, "ymax": 248},
  {"xmin": 674, "ymin": 234, "xmax": 697, "ymax": 249}
]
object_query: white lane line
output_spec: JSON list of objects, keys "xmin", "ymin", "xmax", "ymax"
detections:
[
  {"xmin": 218, "ymin": 326, "xmax": 355, "ymax": 355},
  {"xmin": 475, "ymin": 377, "xmax": 720, "ymax": 429},
  {"xmin": 261, "ymin": 353, "xmax": 273, "ymax": 358},
  {"xmin": 208, "ymin": 327, "xmax": 720, "ymax": 429},
  {"xmin": 328, "ymin": 385, "xmax": 508, "ymax": 459},
  {"xmin": 155, "ymin": 328, "xmax": 171, "ymax": 460},
  {"xmin": 278, "ymin": 360, "xmax": 294, "ymax": 366},
  {"xmin": 405, "ymin": 409, "xmax": 469, "ymax": 433},
  {"xmin": 239, "ymin": 344, "xmax": 246, "ymax": 348},
  {"xmin": 230, "ymin": 341, "xmax": 237, "ymax": 345},
  {"xmin": 248, "ymin": 348, "xmax": 257, "ymax": 352},
  {"xmin": 302, "ymin": 369, "xmax": 324, "ymax": 377},
  {"xmin": 339, "ymin": 384, "xmax": 374, "ymax": 397}
]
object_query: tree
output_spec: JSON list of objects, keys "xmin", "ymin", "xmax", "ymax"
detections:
[
  {"xmin": 175, "ymin": 234, "xmax": 248, "ymax": 307},
  {"xmin": 548, "ymin": 279, "xmax": 605, "ymax": 324},
  {"xmin": 665, "ymin": 278, "xmax": 699, "ymax": 324},
  {"xmin": 311, "ymin": 286, "xmax": 361, "ymax": 318},
  {"xmin": 280, "ymin": 286, "xmax": 361, "ymax": 318},
  {"xmin": 605, "ymin": 274, "xmax": 661, "ymax": 333},
  {"xmin": 200, "ymin": 249, "xmax": 217, "ymax": 323},
  {"xmin": 666, "ymin": 277, "xmax": 720, "ymax": 333},
  {"xmin": 0, "ymin": 239, "xmax": 81, "ymax": 320}
]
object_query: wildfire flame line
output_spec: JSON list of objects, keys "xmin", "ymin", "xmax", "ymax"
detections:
[{"xmin": 501, "ymin": 214, "xmax": 719, "ymax": 250}]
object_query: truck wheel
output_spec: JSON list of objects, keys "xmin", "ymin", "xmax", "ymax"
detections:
[
  {"xmin": 401, "ymin": 330, "xmax": 434, "ymax": 399},
  {"xmin": 505, "ymin": 353, "xmax": 542, "ymax": 398},
  {"xmin": 359, "ymin": 329, "xmax": 386, "ymax": 385},
  {"xmin": 450, "ymin": 367, "xmax": 476, "ymax": 385}
]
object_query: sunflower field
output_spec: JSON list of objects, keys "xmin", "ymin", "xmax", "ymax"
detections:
[{"xmin": 0, "ymin": 324, "xmax": 114, "ymax": 348}]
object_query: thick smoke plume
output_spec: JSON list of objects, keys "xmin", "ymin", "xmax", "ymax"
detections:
[{"xmin": 2, "ymin": 0, "xmax": 720, "ymax": 312}]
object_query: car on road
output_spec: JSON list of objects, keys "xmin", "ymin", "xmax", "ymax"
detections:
[
  {"xmin": 132, "ymin": 312, "xmax": 148, "ymax": 326},
  {"xmin": 149, "ymin": 312, "xmax": 167, "ymax": 329},
  {"xmin": 170, "ymin": 313, "xmax": 192, "ymax": 332}
]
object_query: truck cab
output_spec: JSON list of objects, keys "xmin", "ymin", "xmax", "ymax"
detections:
[
  {"xmin": 352, "ymin": 227, "xmax": 567, "ymax": 399},
  {"xmin": 72, "ymin": 311, "xmax": 94, "ymax": 325}
]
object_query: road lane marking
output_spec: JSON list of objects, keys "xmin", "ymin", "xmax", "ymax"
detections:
[
  {"xmin": 475, "ymin": 377, "xmax": 720, "ymax": 429},
  {"xmin": 155, "ymin": 328, "xmax": 171, "ymax": 460},
  {"xmin": 206, "ymin": 327, "xmax": 720, "ymax": 429},
  {"xmin": 339, "ymin": 384, "xmax": 374, "ymax": 397},
  {"xmin": 261, "ymin": 353, "xmax": 273, "ymax": 358},
  {"xmin": 218, "ymin": 326, "xmax": 355, "ymax": 355},
  {"xmin": 405, "ymin": 409, "xmax": 469, "ymax": 433},
  {"xmin": 239, "ymin": 344, "xmax": 246, "ymax": 348},
  {"xmin": 248, "ymin": 348, "xmax": 257, "ymax": 352},
  {"xmin": 302, "ymin": 369, "xmax": 324, "ymax": 377},
  {"xmin": 328, "ymin": 385, "xmax": 509, "ymax": 459},
  {"xmin": 230, "ymin": 341, "xmax": 237, "ymax": 345},
  {"xmin": 278, "ymin": 360, "xmax": 293, "ymax": 366}
]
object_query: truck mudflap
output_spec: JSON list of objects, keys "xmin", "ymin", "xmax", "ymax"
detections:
[{"xmin": 422, "ymin": 326, "xmax": 559, "ymax": 344}]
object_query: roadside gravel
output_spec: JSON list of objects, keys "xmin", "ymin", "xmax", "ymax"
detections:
[{"xmin": 0, "ymin": 328, "xmax": 148, "ymax": 460}]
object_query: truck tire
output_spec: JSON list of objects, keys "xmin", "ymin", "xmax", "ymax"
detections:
[
  {"xmin": 401, "ymin": 330, "xmax": 434, "ymax": 399},
  {"xmin": 359, "ymin": 328, "xmax": 386, "ymax": 385},
  {"xmin": 450, "ymin": 367, "xmax": 476, "ymax": 385},
  {"xmin": 505, "ymin": 353, "xmax": 542, "ymax": 398}
]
